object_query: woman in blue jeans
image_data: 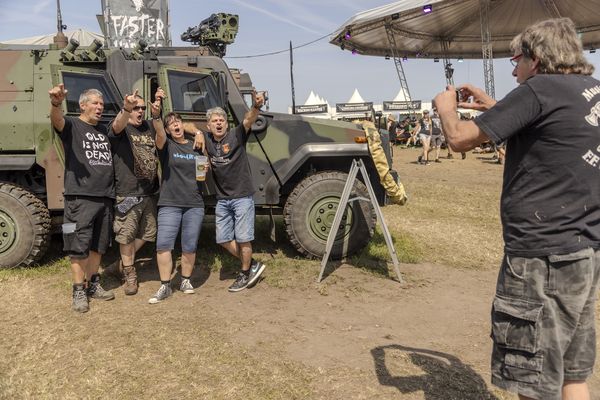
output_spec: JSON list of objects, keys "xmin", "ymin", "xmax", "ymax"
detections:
[{"xmin": 149, "ymin": 109, "xmax": 207, "ymax": 304}]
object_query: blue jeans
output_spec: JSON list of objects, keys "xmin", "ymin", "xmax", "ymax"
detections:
[
  {"xmin": 156, "ymin": 206, "xmax": 204, "ymax": 253},
  {"xmin": 215, "ymin": 196, "xmax": 255, "ymax": 243}
]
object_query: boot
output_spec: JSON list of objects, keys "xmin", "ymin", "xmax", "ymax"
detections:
[{"xmin": 122, "ymin": 265, "xmax": 138, "ymax": 295}]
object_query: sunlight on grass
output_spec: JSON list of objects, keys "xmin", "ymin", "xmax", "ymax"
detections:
[{"xmin": 0, "ymin": 257, "xmax": 69, "ymax": 282}]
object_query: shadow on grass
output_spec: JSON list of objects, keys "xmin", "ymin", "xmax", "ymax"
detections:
[{"xmin": 371, "ymin": 344, "xmax": 499, "ymax": 400}]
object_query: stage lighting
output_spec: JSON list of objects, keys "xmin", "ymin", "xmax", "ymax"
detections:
[
  {"xmin": 344, "ymin": 29, "xmax": 351, "ymax": 40},
  {"xmin": 434, "ymin": 57, "xmax": 440, "ymax": 62},
  {"xmin": 402, "ymin": 56, "xmax": 408, "ymax": 62},
  {"xmin": 340, "ymin": 43, "xmax": 345, "ymax": 51},
  {"xmin": 423, "ymin": 4, "xmax": 432, "ymax": 14},
  {"xmin": 385, "ymin": 54, "xmax": 390, "ymax": 60},
  {"xmin": 457, "ymin": 56, "xmax": 464, "ymax": 62},
  {"xmin": 590, "ymin": 48, "xmax": 597, "ymax": 54},
  {"xmin": 351, "ymin": 48, "xmax": 358, "ymax": 55}
]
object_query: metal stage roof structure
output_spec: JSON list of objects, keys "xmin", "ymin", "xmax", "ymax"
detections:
[{"xmin": 330, "ymin": 0, "xmax": 600, "ymax": 114}]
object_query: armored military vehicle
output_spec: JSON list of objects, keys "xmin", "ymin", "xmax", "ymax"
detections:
[{"xmin": 0, "ymin": 13, "xmax": 400, "ymax": 268}]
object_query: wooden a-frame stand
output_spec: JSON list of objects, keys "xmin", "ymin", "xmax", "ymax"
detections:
[{"xmin": 318, "ymin": 159, "xmax": 403, "ymax": 283}]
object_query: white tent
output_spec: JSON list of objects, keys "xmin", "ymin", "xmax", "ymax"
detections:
[
  {"xmin": 347, "ymin": 88, "xmax": 366, "ymax": 104},
  {"xmin": 1, "ymin": 29, "xmax": 104, "ymax": 47},
  {"xmin": 393, "ymin": 88, "xmax": 410, "ymax": 102}
]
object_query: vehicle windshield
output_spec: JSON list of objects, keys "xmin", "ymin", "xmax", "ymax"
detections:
[{"xmin": 167, "ymin": 70, "xmax": 221, "ymax": 113}]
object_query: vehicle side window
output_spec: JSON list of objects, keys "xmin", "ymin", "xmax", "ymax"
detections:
[
  {"xmin": 61, "ymin": 72, "xmax": 121, "ymax": 116},
  {"xmin": 167, "ymin": 71, "xmax": 220, "ymax": 113}
]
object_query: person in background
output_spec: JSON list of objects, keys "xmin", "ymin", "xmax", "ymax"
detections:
[
  {"xmin": 434, "ymin": 17, "xmax": 600, "ymax": 400},
  {"xmin": 415, "ymin": 110, "xmax": 432, "ymax": 165},
  {"xmin": 430, "ymin": 108, "xmax": 443, "ymax": 163},
  {"xmin": 49, "ymin": 84, "xmax": 115, "ymax": 313}
]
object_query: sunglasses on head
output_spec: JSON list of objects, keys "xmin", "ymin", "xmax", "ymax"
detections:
[{"xmin": 133, "ymin": 106, "xmax": 146, "ymax": 111}]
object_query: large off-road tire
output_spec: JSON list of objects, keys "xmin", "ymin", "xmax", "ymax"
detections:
[
  {"xmin": 284, "ymin": 171, "xmax": 376, "ymax": 260},
  {"xmin": 0, "ymin": 183, "xmax": 51, "ymax": 268}
]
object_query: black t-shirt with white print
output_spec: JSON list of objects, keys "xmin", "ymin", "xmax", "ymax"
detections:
[
  {"xmin": 157, "ymin": 137, "xmax": 204, "ymax": 208},
  {"xmin": 109, "ymin": 120, "xmax": 159, "ymax": 196},
  {"xmin": 203, "ymin": 124, "xmax": 255, "ymax": 200},
  {"xmin": 475, "ymin": 74, "xmax": 600, "ymax": 257},
  {"xmin": 56, "ymin": 116, "xmax": 115, "ymax": 198}
]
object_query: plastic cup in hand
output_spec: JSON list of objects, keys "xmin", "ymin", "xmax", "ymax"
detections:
[{"xmin": 195, "ymin": 155, "xmax": 208, "ymax": 181}]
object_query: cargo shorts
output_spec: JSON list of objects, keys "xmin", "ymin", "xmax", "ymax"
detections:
[
  {"xmin": 113, "ymin": 195, "xmax": 157, "ymax": 244},
  {"xmin": 491, "ymin": 247, "xmax": 600, "ymax": 400},
  {"xmin": 63, "ymin": 195, "xmax": 113, "ymax": 258}
]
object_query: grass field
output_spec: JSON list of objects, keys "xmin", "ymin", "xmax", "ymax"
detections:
[{"xmin": 1, "ymin": 147, "xmax": 574, "ymax": 400}]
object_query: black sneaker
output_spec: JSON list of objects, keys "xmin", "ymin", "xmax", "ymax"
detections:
[
  {"xmin": 247, "ymin": 261, "xmax": 266, "ymax": 288},
  {"xmin": 434, "ymin": 159, "xmax": 442, "ymax": 163},
  {"xmin": 228, "ymin": 272, "xmax": 250, "ymax": 292},
  {"xmin": 417, "ymin": 155, "xmax": 422, "ymax": 164}
]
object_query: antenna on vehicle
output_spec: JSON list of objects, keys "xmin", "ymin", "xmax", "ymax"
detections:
[{"xmin": 53, "ymin": 0, "xmax": 68, "ymax": 49}]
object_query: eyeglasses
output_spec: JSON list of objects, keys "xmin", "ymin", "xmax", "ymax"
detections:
[
  {"xmin": 509, "ymin": 53, "xmax": 523, "ymax": 67},
  {"xmin": 132, "ymin": 106, "xmax": 147, "ymax": 111}
]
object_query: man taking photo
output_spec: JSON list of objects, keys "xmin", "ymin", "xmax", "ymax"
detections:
[{"xmin": 434, "ymin": 18, "xmax": 600, "ymax": 400}]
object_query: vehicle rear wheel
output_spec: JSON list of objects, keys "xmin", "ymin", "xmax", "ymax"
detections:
[
  {"xmin": 283, "ymin": 171, "xmax": 376, "ymax": 259},
  {"xmin": 0, "ymin": 183, "xmax": 50, "ymax": 268}
]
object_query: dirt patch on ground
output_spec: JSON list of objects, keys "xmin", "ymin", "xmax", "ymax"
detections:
[{"xmin": 0, "ymin": 147, "xmax": 598, "ymax": 399}]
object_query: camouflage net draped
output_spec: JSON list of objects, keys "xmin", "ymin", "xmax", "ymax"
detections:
[{"xmin": 362, "ymin": 121, "xmax": 408, "ymax": 205}]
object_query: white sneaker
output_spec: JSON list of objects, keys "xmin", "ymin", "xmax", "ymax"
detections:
[
  {"xmin": 148, "ymin": 284, "xmax": 172, "ymax": 304},
  {"xmin": 180, "ymin": 278, "xmax": 195, "ymax": 294}
]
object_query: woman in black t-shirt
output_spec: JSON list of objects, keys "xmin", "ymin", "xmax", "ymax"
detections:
[{"xmin": 149, "ymin": 111, "xmax": 207, "ymax": 304}]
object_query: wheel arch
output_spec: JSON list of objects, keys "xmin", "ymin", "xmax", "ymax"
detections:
[{"xmin": 264, "ymin": 143, "xmax": 385, "ymax": 206}]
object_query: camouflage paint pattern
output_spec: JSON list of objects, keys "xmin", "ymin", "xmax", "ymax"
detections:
[{"xmin": 0, "ymin": 42, "xmax": 386, "ymax": 213}]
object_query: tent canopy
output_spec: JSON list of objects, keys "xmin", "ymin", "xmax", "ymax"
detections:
[
  {"xmin": 1, "ymin": 29, "xmax": 104, "ymax": 47},
  {"xmin": 330, "ymin": 0, "xmax": 600, "ymax": 59}
]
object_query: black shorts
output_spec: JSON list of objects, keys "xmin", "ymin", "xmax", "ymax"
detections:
[{"xmin": 63, "ymin": 196, "xmax": 113, "ymax": 258}]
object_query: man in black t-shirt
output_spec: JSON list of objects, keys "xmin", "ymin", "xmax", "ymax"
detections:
[
  {"xmin": 49, "ymin": 84, "xmax": 116, "ymax": 313},
  {"xmin": 109, "ymin": 88, "xmax": 163, "ymax": 295},
  {"xmin": 195, "ymin": 92, "xmax": 266, "ymax": 292},
  {"xmin": 434, "ymin": 18, "xmax": 600, "ymax": 400}
]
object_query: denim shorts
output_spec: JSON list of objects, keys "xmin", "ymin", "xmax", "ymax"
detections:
[
  {"xmin": 490, "ymin": 248, "xmax": 600, "ymax": 400},
  {"xmin": 215, "ymin": 196, "xmax": 255, "ymax": 244},
  {"xmin": 418, "ymin": 133, "xmax": 431, "ymax": 144},
  {"xmin": 156, "ymin": 206, "xmax": 204, "ymax": 253},
  {"xmin": 63, "ymin": 196, "xmax": 113, "ymax": 258}
]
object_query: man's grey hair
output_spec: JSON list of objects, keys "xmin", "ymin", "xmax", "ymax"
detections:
[
  {"xmin": 206, "ymin": 107, "xmax": 227, "ymax": 120},
  {"xmin": 510, "ymin": 17, "xmax": 594, "ymax": 76},
  {"xmin": 79, "ymin": 88, "xmax": 104, "ymax": 105}
]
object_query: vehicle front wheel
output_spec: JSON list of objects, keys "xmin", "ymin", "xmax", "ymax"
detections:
[
  {"xmin": 0, "ymin": 183, "xmax": 50, "ymax": 268},
  {"xmin": 283, "ymin": 171, "xmax": 376, "ymax": 259}
]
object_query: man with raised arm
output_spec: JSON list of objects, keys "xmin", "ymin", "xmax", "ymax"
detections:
[
  {"xmin": 109, "ymin": 88, "xmax": 163, "ymax": 295},
  {"xmin": 194, "ymin": 91, "xmax": 266, "ymax": 292},
  {"xmin": 434, "ymin": 18, "xmax": 600, "ymax": 400},
  {"xmin": 49, "ymin": 84, "xmax": 115, "ymax": 313}
]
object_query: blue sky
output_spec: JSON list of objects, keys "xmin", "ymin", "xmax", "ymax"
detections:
[{"xmin": 2, "ymin": 0, "xmax": 600, "ymax": 112}]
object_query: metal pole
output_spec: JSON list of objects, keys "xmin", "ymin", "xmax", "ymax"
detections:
[
  {"xmin": 290, "ymin": 41, "xmax": 296, "ymax": 114},
  {"xmin": 440, "ymin": 40, "xmax": 454, "ymax": 86},
  {"xmin": 385, "ymin": 24, "xmax": 417, "ymax": 120},
  {"xmin": 480, "ymin": 0, "xmax": 495, "ymax": 99}
]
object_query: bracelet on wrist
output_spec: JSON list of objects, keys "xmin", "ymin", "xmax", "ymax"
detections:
[
  {"xmin": 51, "ymin": 102, "xmax": 62, "ymax": 108},
  {"xmin": 152, "ymin": 115, "xmax": 161, "ymax": 120},
  {"xmin": 122, "ymin": 108, "xmax": 132, "ymax": 113}
]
